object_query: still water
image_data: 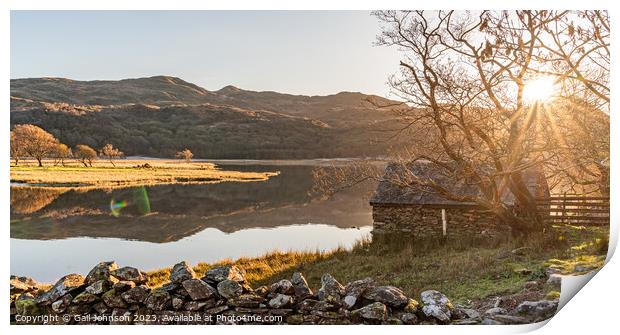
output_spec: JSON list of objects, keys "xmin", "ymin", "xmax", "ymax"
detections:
[{"xmin": 10, "ymin": 164, "xmax": 374, "ymax": 282}]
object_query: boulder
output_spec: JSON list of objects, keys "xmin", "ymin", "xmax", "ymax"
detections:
[
  {"xmin": 484, "ymin": 307, "xmax": 508, "ymax": 316},
  {"xmin": 15, "ymin": 297, "xmax": 41, "ymax": 316},
  {"xmin": 352, "ymin": 302, "xmax": 388, "ymax": 321},
  {"xmin": 317, "ymin": 273, "xmax": 345, "ymax": 304},
  {"xmin": 268, "ymin": 294, "xmax": 294, "ymax": 309},
  {"xmin": 490, "ymin": 314, "xmax": 530, "ymax": 324},
  {"xmin": 547, "ymin": 274, "xmax": 562, "ymax": 286},
  {"xmin": 85, "ymin": 279, "xmax": 111, "ymax": 295},
  {"xmin": 420, "ymin": 290, "xmax": 453, "ymax": 323},
  {"xmin": 403, "ymin": 298, "xmax": 420, "ymax": 313},
  {"xmin": 291, "ymin": 272, "xmax": 313, "ymax": 299},
  {"xmin": 10, "ymin": 276, "xmax": 39, "ymax": 294},
  {"xmin": 203, "ymin": 266, "xmax": 246, "ymax": 284},
  {"xmin": 51, "ymin": 294, "xmax": 73, "ymax": 313},
  {"xmin": 121, "ymin": 285, "xmax": 150, "ymax": 304},
  {"xmin": 227, "ymin": 294, "xmax": 264, "ymax": 308},
  {"xmin": 170, "ymin": 261, "xmax": 196, "ymax": 284},
  {"xmin": 514, "ymin": 300, "xmax": 558, "ymax": 322},
  {"xmin": 342, "ymin": 277, "xmax": 374, "ymax": 309},
  {"xmin": 182, "ymin": 279, "xmax": 217, "ymax": 300},
  {"xmin": 399, "ymin": 312, "xmax": 418, "ymax": 325},
  {"xmin": 172, "ymin": 297, "xmax": 184, "ymax": 310},
  {"xmin": 35, "ymin": 274, "xmax": 85, "ymax": 305},
  {"xmin": 111, "ymin": 266, "xmax": 147, "ymax": 284},
  {"xmin": 452, "ymin": 307, "xmax": 480, "ymax": 320},
  {"xmin": 85, "ymin": 261, "xmax": 118, "ymax": 285},
  {"xmin": 270, "ymin": 279, "xmax": 295, "ymax": 295},
  {"xmin": 218, "ymin": 279, "xmax": 243, "ymax": 299},
  {"xmin": 145, "ymin": 289, "xmax": 171, "ymax": 311},
  {"xmin": 102, "ymin": 289, "xmax": 128, "ymax": 308},
  {"xmin": 362, "ymin": 285, "xmax": 408, "ymax": 307},
  {"xmin": 72, "ymin": 292, "xmax": 100, "ymax": 304},
  {"xmin": 113, "ymin": 281, "xmax": 136, "ymax": 292}
]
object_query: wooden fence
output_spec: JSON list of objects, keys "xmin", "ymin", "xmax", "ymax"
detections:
[{"xmin": 535, "ymin": 196, "xmax": 610, "ymax": 226}]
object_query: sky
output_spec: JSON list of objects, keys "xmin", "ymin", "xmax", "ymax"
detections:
[{"xmin": 10, "ymin": 11, "xmax": 404, "ymax": 97}]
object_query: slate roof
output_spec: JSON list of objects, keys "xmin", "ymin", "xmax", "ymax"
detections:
[{"xmin": 369, "ymin": 161, "xmax": 547, "ymax": 207}]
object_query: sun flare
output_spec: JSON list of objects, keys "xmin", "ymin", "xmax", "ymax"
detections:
[{"xmin": 522, "ymin": 77, "xmax": 558, "ymax": 103}]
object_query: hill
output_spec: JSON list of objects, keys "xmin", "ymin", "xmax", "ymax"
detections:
[{"xmin": 10, "ymin": 76, "xmax": 411, "ymax": 158}]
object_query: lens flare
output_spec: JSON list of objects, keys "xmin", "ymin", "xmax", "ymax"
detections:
[
  {"xmin": 523, "ymin": 77, "xmax": 557, "ymax": 103},
  {"xmin": 110, "ymin": 199, "xmax": 128, "ymax": 217}
]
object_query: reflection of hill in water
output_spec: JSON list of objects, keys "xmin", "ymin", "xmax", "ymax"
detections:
[
  {"xmin": 11, "ymin": 187, "xmax": 69, "ymax": 214},
  {"xmin": 11, "ymin": 166, "xmax": 375, "ymax": 243}
]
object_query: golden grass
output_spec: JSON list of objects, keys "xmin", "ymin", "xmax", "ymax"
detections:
[
  {"xmin": 10, "ymin": 159, "xmax": 277, "ymax": 189},
  {"xmin": 146, "ymin": 225, "xmax": 609, "ymax": 303}
]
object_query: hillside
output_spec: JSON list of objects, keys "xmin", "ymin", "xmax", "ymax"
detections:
[{"xmin": 10, "ymin": 76, "xmax": 411, "ymax": 158}]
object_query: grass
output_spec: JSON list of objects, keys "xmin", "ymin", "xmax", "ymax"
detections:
[
  {"xmin": 10, "ymin": 159, "xmax": 277, "ymax": 189},
  {"xmin": 146, "ymin": 224, "xmax": 609, "ymax": 304}
]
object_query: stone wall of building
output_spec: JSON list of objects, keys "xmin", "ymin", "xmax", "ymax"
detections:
[{"xmin": 371, "ymin": 205, "xmax": 503, "ymax": 237}]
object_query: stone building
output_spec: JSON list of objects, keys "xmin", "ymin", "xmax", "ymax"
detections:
[{"xmin": 369, "ymin": 161, "xmax": 549, "ymax": 237}]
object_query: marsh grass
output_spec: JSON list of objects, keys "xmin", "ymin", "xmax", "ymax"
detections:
[
  {"xmin": 10, "ymin": 159, "xmax": 277, "ymax": 189},
  {"xmin": 146, "ymin": 224, "xmax": 608, "ymax": 304}
]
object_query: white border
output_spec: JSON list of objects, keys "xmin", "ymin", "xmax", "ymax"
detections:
[{"xmin": 3, "ymin": 1, "xmax": 617, "ymax": 335}]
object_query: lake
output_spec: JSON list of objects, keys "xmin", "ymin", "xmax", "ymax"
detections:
[{"xmin": 10, "ymin": 163, "xmax": 375, "ymax": 282}]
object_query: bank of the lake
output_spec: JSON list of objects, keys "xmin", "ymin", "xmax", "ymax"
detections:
[{"xmin": 10, "ymin": 159, "xmax": 277, "ymax": 189}]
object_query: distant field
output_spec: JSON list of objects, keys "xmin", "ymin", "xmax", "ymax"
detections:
[{"xmin": 10, "ymin": 159, "xmax": 277, "ymax": 189}]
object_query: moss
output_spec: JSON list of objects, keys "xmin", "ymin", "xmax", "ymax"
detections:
[
  {"xmin": 545, "ymin": 291, "xmax": 561, "ymax": 300},
  {"xmin": 15, "ymin": 299, "xmax": 41, "ymax": 316},
  {"xmin": 404, "ymin": 299, "xmax": 419, "ymax": 313}
]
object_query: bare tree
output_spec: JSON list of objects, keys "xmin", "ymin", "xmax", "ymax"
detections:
[
  {"xmin": 100, "ymin": 143, "xmax": 124, "ymax": 167},
  {"xmin": 74, "ymin": 144, "xmax": 97, "ymax": 167},
  {"xmin": 10, "ymin": 130, "xmax": 24, "ymax": 166},
  {"xmin": 11, "ymin": 124, "xmax": 59, "ymax": 167},
  {"xmin": 53, "ymin": 143, "xmax": 72, "ymax": 167},
  {"xmin": 369, "ymin": 10, "xmax": 609, "ymax": 233},
  {"xmin": 175, "ymin": 148, "xmax": 194, "ymax": 162}
]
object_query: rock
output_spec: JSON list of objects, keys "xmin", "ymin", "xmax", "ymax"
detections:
[
  {"xmin": 205, "ymin": 305, "xmax": 230, "ymax": 315},
  {"xmin": 111, "ymin": 266, "xmax": 147, "ymax": 284},
  {"xmin": 484, "ymin": 307, "xmax": 508, "ymax": 316},
  {"xmin": 85, "ymin": 279, "xmax": 111, "ymax": 295},
  {"xmin": 102, "ymin": 289, "xmax": 128, "ymax": 308},
  {"xmin": 85, "ymin": 261, "xmax": 118, "ymax": 284},
  {"xmin": 72, "ymin": 292, "xmax": 100, "ymax": 304},
  {"xmin": 110, "ymin": 308, "xmax": 132, "ymax": 325},
  {"xmin": 113, "ymin": 280, "xmax": 136, "ymax": 292},
  {"xmin": 491, "ymin": 314, "xmax": 530, "ymax": 324},
  {"xmin": 420, "ymin": 290, "xmax": 453, "ymax": 322},
  {"xmin": 342, "ymin": 277, "xmax": 374, "ymax": 309},
  {"xmin": 398, "ymin": 312, "xmax": 417, "ymax": 325},
  {"xmin": 481, "ymin": 318, "xmax": 503, "ymax": 325},
  {"xmin": 268, "ymin": 294, "xmax": 294, "ymax": 308},
  {"xmin": 404, "ymin": 298, "xmax": 420, "ymax": 313},
  {"xmin": 170, "ymin": 261, "xmax": 196, "ymax": 284},
  {"xmin": 286, "ymin": 314, "xmax": 304, "ymax": 325},
  {"xmin": 452, "ymin": 307, "xmax": 480, "ymax": 320},
  {"xmin": 547, "ymin": 274, "xmax": 562, "ymax": 286},
  {"xmin": 574, "ymin": 265, "xmax": 597, "ymax": 273},
  {"xmin": 270, "ymin": 279, "xmax": 295, "ymax": 295},
  {"xmin": 453, "ymin": 318, "xmax": 481, "ymax": 325},
  {"xmin": 10, "ymin": 275, "xmax": 39, "ymax": 294},
  {"xmin": 291, "ymin": 272, "xmax": 313, "ymax": 299},
  {"xmin": 545, "ymin": 266, "xmax": 562, "ymax": 276},
  {"xmin": 172, "ymin": 297, "xmax": 184, "ymax": 310},
  {"xmin": 93, "ymin": 301, "xmax": 110, "ymax": 314},
  {"xmin": 51, "ymin": 294, "xmax": 73, "ymax": 313},
  {"xmin": 145, "ymin": 289, "xmax": 171, "ymax": 311},
  {"xmin": 317, "ymin": 273, "xmax": 345, "ymax": 304},
  {"xmin": 514, "ymin": 300, "xmax": 558, "ymax": 321},
  {"xmin": 121, "ymin": 285, "xmax": 150, "ymax": 304},
  {"xmin": 352, "ymin": 302, "xmax": 388, "ymax": 321},
  {"xmin": 184, "ymin": 300, "xmax": 211, "ymax": 311},
  {"xmin": 182, "ymin": 279, "xmax": 217, "ymax": 300},
  {"xmin": 203, "ymin": 265, "xmax": 246, "ymax": 284},
  {"xmin": 35, "ymin": 274, "xmax": 85, "ymax": 305},
  {"xmin": 362, "ymin": 285, "xmax": 408, "ymax": 307},
  {"xmin": 227, "ymin": 294, "xmax": 264, "ymax": 308},
  {"xmin": 218, "ymin": 279, "xmax": 243, "ymax": 299}
]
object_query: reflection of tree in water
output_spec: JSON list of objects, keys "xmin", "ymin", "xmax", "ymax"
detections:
[{"xmin": 10, "ymin": 187, "xmax": 68, "ymax": 214}]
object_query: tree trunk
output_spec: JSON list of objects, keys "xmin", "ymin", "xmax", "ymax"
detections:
[
  {"xmin": 109, "ymin": 158, "xmax": 115, "ymax": 167},
  {"xmin": 81, "ymin": 159, "xmax": 88, "ymax": 167},
  {"xmin": 36, "ymin": 157, "xmax": 43, "ymax": 167}
]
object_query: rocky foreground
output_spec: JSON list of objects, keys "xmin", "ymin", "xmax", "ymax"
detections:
[{"xmin": 10, "ymin": 261, "xmax": 558, "ymax": 325}]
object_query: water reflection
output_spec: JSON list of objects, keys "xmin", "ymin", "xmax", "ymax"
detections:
[{"xmin": 11, "ymin": 164, "xmax": 375, "ymax": 282}]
